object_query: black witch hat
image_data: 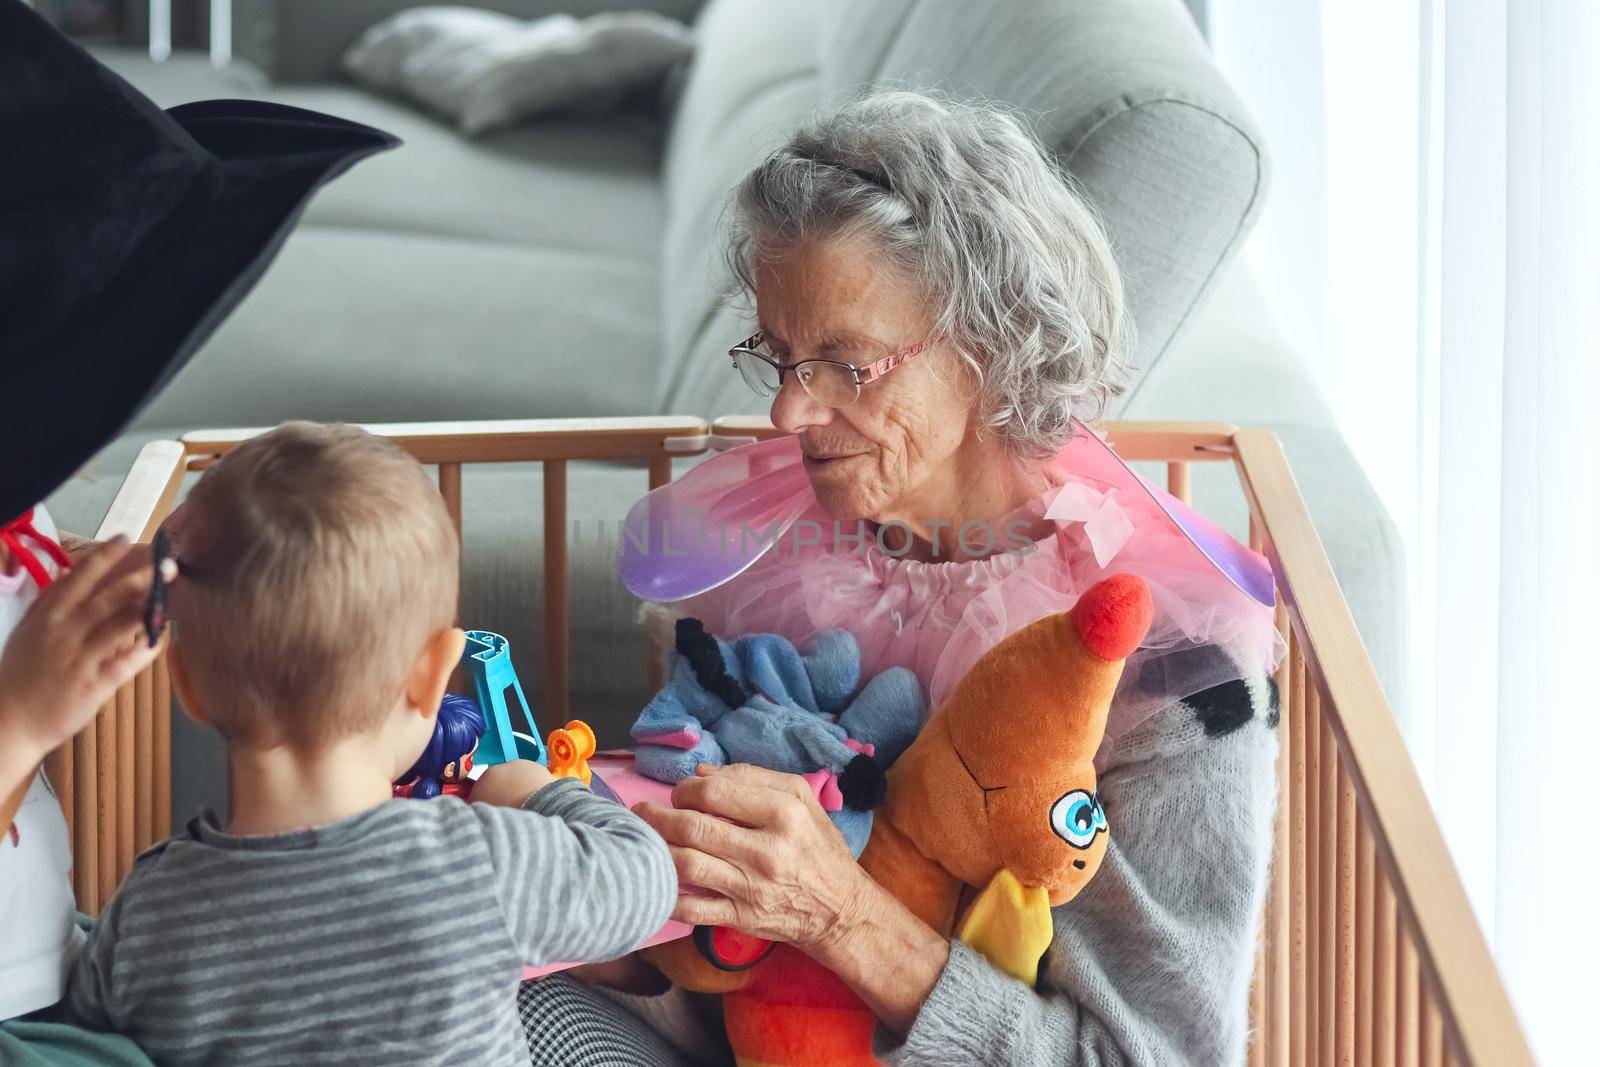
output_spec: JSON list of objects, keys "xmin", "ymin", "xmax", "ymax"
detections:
[{"xmin": 0, "ymin": 1, "xmax": 399, "ymax": 521}]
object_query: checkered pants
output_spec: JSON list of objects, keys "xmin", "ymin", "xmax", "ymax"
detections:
[{"xmin": 519, "ymin": 976, "xmax": 696, "ymax": 1066}]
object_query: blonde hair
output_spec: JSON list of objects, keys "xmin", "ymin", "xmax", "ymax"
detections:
[{"xmin": 170, "ymin": 422, "xmax": 459, "ymax": 749}]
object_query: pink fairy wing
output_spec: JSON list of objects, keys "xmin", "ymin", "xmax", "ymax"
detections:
[
  {"xmin": 1055, "ymin": 423, "xmax": 1275, "ymax": 607},
  {"xmin": 617, "ymin": 436, "xmax": 820, "ymax": 602}
]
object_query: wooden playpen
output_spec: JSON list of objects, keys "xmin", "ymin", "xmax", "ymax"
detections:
[{"xmin": 47, "ymin": 417, "xmax": 1534, "ymax": 1066}]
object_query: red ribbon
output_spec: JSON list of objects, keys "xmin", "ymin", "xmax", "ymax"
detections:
[{"xmin": 1, "ymin": 507, "xmax": 71, "ymax": 588}]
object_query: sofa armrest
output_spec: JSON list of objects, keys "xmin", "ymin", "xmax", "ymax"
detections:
[
  {"xmin": 235, "ymin": 0, "xmax": 708, "ymax": 83},
  {"xmin": 1121, "ymin": 264, "xmax": 1411, "ymax": 720}
]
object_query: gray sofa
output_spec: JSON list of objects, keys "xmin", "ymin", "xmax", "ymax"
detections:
[{"xmin": 50, "ymin": 0, "xmax": 1404, "ymax": 816}]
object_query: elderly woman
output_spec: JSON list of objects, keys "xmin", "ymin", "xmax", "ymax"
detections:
[{"xmin": 521, "ymin": 91, "xmax": 1280, "ymax": 1067}]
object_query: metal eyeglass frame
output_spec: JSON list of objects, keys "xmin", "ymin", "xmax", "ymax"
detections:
[{"xmin": 728, "ymin": 330, "xmax": 933, "ymax": 406}]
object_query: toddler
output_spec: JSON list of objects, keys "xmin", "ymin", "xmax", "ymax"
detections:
[{"xmin": 61, "ymin": 422, "xmax": 676, "ymax": 1065}]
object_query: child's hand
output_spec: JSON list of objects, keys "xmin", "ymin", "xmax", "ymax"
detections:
[
  {"xmin": 0, "ymin": 537, "xmax": 167, "ymax": 765},
  {"xmin": 472, "ymin": 759, "xmax": 557, "ymax": 808}
]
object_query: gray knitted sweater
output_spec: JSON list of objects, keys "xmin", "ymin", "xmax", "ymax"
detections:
[{"xmin": 618, "ymin": 662, "xmax": 1280, "ymax": 1067}]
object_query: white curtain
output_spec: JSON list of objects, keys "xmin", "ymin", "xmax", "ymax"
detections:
[
  {"xmin": 1211, "ymin": 0, "xmax": 1600, "ymax": 1061},
  {"xmin": 1427, "ymin": 1, "xmax": 1600, "ymax": 1061}
]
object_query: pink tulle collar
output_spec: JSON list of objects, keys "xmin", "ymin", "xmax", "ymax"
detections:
[
  {"xmin": 616, "ymin": 423, "xmax": 1283, "ymax": 739},
  {"xmin": 618, "ymin": 421, "xmax": 1273, "ymax": 609}
]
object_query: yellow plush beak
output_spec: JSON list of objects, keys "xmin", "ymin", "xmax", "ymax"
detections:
[{"xmin": 954, "ymin": 868, "xmax": 1055, "ymax": 986}]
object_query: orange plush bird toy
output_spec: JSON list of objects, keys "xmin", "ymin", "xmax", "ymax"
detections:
[{"xmin": 647, "ymin": 572, "xmax": 1154, "ymax": 1066}]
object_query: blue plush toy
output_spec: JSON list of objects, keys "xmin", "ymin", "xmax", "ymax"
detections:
[{"xmin": 632, "ymin": 618, "xmax": 926, "ymax": 856}]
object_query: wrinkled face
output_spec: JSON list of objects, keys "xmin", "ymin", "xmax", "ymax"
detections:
[{"xmin": 755, "ymin": 235, "xmax": 976, "ymax": 523}]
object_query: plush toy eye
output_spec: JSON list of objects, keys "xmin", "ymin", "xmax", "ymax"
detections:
[
  {"xmin": 1093, "ymin": 795, "xmax": 1109, "ymax": 831},
  {"xmin": 1051, "ymin": 790, "xmax": 1100, "ymax": 849}
]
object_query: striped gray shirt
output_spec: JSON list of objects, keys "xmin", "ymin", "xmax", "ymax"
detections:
[{"xmin": 62, "ymin": 779, "xmax": 676, "ymax": 1065}]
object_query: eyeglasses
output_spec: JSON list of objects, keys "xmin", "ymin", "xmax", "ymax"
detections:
[{"xmin": 728, "ymin": 331, "xmax": 932, "ymax": 408}]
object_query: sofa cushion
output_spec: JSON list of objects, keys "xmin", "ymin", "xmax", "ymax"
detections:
[
  {"xmin": 656, "ymin": 0, "xmax": 1266, "ymax": 417},
  {"xmin": 1121, "ymin": 264, "xmax": 1408, "ymax": 709},
  {"xmin": 342, "ymin": 7, "xmax": 694, "ymax": 137},
  {"xmin": 83, "ymin": 48, "xmax": 666, "ymax": 439},
  {"xmin": 130, "ymin": 226, "xmax": 660, "ymax": 432},
  {"xmin": 233, "ymin": 0, "xmax": 709, "ymax": 84},
  {"xmin": 276, "ymin": 92, "xmax": 667, "ymax": 260},
  {"xmin": 90, "ymin": 48, "xmax": 667, "ymax": 261},
  {"xmin": 654, "ymin": 0, "xmax": 823, "ymax": 416}
]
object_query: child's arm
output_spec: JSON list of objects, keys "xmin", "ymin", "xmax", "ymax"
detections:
[
  {"xmin": 471, "ymin": 761, "xmax": 678, "ymax": 967},
  {"xmin": 59, "ymin": 896, "xmax": 122, "ymax": 1033},
  {"xmin": 0, "ymin": 538, "xmax": 167, "ymax": 831}
]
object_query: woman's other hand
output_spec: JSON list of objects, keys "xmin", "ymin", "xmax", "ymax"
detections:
[{"xmin": 634, "ymin": 763, "xmax": 876, "ymax": 955}]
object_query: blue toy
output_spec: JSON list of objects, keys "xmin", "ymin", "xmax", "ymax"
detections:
[
  {"xmin": 631, "ymin": 619, "xmax": 925, "ymax": 856},
  {"xmin": 459, "ymin": 629, "xmax": 624, "ymax": 801},
  {"xmin": 463, "ymin": 629, "xmax": 546, "ymax": 767}
]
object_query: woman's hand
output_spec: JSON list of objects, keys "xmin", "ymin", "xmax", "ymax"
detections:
[
  {"xmin": 634, "ymin": 763, "xmax": 951, "ymax": 1035},
  {"xmin": 0, "ymin": 537, "xmax": 164, "ymax": 765},
  {"xmin": 634, "ymin": 763, "xmax": 879, "ymax": 955}
]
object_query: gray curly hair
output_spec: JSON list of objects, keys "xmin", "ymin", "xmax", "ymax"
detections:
[{"xmin": 728, "ymin": 91, "xmax": 1131, "ymax": 456}]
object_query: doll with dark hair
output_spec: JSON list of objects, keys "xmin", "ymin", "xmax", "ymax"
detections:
[{"xmin": 396, "ymin": 694, "xmax": 487, "ymax": 800}]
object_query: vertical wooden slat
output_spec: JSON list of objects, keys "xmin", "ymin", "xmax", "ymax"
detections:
[
  {"xmin": 542, "ymin": 459, "xmax": 569, "ymax": 726},
  {"xmin": 44, "ymin": 743, "xmax": 73, "ymax": 838},
  {"xmin": 1318, "ymin": 693, "xmax": 1337, "ymax": 1067},
  {"xmin": 438, "ymin": 462, "xmax": 463, "ymax": 534},
  {"xmin": 1265, "ymin": 594, "xmax": 1291, "ymax": 1067},
  {"xmin": 1336, "ymin": 763, "xmax": 1357, "ymax": 1065},
  {"xmin": 1300, "ymin": 643, "xmax": 1318, "ymax": 1064},
  {"xmin": 646, "ymin": 453, "xmax": 674, "ymax": 695},
  {"xmin": 1398, "ymin": 933, "xmax": 1420, "ymax": 1067},
  {"xmin": 1167, "ymin": 460, "xmax": 1192, "ymax": 504},
  {"xmin": 1289, "ymin": 640, "xmax": 1309, "ymax": 1067},
  {"xmin": 72, "ymin": 726, "xmax": 98, "ymax": 914},
  {"xmin": 95, "ymin": 701, "xmax": 117, "ymax": 907},
  {"xmin": 1249, "ymin": 550, "xmax": 1271, "ymax": 1067},
  {"xmin": 649, "ymin": 454, "xmax": 672, "ymax": 492},
  {"xmin": 1375, "ymin": 875, "xmax": 1399, "ymax": 1067},
  {"xmin": 1422, "ymin": 988, "xmax": 1444, "ymax": 1067},
  {"xmin": 153, "ymin": 653, "xmax": 172, "ymax": 839},
  {"xmin": 135, "ymin": 667, "xmax": 154, "ymax": 850},
  {"xmin": 439, "ymin": 462, "xmax": 464, "ymax": 615},
  {"xmin": 1235, "ymin": 426, "xmax": 1536, "ymax": 1067},
  {"xmin": 1357, "ymin": 818, "xmax": 1377, "ymax": 1065},
  {"xmin": 116, "ymin": 682, "xmax": 135, "ymax": 878}
]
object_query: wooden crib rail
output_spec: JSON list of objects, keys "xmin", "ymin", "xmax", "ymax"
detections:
[
  {"xmin": 1231, "ymin": 429, "xmax": 1532, "ymax": 1067},
  {"xmin": 64, "ymin": 418, "xmax": 1532, "ymax": 1065},
  {"xmin": 44, "ymin": 440, "xmax": 187, "ymax": 914},
  {"xmin": 718, "ymin": 415, "xmax": 1532, "ymax": 1065},
  {"xmin": 180, "ymin": 417, "xmax": 712, "ymax": 724}
]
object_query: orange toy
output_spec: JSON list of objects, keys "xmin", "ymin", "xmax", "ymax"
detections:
[
  {"xmin": 546, "ymin": 720, "xmax": 597, "ymax": 785},
  {"xmin": 646, "ymin": 573, "xmax": 1154, "ymax": 1066}
]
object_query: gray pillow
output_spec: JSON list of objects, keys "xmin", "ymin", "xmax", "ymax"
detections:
[{"xmin": 344, "ymin": 5, "xmax": 694, "ymax": 136}]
